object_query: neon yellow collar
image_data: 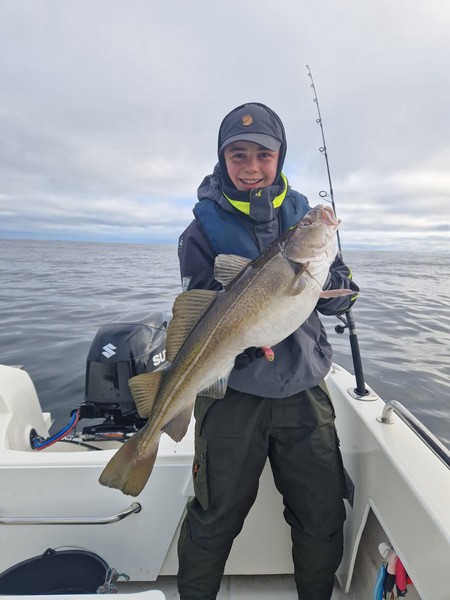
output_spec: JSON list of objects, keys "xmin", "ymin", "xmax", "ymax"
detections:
[{"xmin": 223, "ymin": 173, "xmax": 288, "ymax": 215}]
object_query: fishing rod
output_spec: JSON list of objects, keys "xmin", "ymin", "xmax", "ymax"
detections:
[{"xmin": 306, "ymin": 65, "xmax": 368, "ymax": 397}]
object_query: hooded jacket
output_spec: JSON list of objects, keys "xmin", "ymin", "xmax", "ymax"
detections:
[{"xmin": 178, "ymin": 103, "xmax": 358, "ymax": 397}]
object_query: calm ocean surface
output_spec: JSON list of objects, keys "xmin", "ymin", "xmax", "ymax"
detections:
[{"xmin": 1, "ymin": 239, "xmax": 449, "ymax": 448}]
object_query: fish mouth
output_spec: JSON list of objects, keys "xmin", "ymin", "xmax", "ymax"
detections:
[
  {"xmin": 286, "ymin": 205, "xmax": 340, "ymax": 262},
  {"xmin": 302, "ymin": 205, "xmax": 339, "ymax": 228},
  {"xmin": 321, "ymin": 206, "xmax": 340, "ymax": 227}
]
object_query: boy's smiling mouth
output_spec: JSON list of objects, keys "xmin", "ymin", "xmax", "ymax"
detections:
[{"xmin": 239, "ymin": 178, "xmax": 264, "ymax": 186}]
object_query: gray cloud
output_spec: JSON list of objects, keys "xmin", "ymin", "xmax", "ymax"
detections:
[{"xmin": 0, "ymin": 0, "xmax": 449, "ymax": 249}]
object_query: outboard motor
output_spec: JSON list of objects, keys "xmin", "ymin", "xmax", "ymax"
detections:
[
  {"xmin": 30, "ymin": 312, "xmax": 170, "ymax": 449},
  {"xmin": 80, "ymin": 311, "xmax": 169, "ymax": 436}
]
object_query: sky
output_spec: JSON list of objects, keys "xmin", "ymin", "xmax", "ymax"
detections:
[{"xmin": 0, "ymin": 0, "xmax": 449, "ymax": 250}]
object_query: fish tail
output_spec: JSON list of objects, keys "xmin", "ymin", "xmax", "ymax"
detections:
[{"xmin": 99, "ymin": 429, "xmax": 159, "ymax": 497}]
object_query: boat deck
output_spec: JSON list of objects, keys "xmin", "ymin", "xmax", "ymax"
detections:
[{"xmin": 115, "ymin": 572, "xmax": 368, "ymax": 599}]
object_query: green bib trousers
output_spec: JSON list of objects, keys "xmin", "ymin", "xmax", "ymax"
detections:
[{"xmin": 177, "ymin": 384, "xmax": 347, "ymax": 600}]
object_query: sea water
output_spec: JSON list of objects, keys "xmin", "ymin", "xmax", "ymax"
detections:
[{"xmin": 1, "ymin": 239, "xmax": 449, "ymax": 448}]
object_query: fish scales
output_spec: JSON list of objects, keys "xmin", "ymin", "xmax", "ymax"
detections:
[{"xmin": 159, "ymin": 249, "xmax": 307, "ymax": 404}]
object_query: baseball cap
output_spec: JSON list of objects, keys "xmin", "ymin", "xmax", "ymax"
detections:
[{"xmin": 218, "ymin": 103, "xmax": 284, "ymax": 154}]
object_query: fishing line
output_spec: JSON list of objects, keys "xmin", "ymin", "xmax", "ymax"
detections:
[{"xmin": 306, "ymin": 65, "xmax": 368, "ymax": 397}]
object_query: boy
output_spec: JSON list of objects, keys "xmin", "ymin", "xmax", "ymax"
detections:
[{"xmin": 177, "ymin": 102, "xmax": 358, "ymax": 600}]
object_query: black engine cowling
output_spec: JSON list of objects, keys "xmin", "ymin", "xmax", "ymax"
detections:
[{"xmin": 80, "ymin": 311, "xmax": 169, "ymax": 433}]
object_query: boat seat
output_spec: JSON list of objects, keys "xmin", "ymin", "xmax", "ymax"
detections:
[{"xmin": 0, "ymin": 365, "xmax": 50, "ymax": 451}]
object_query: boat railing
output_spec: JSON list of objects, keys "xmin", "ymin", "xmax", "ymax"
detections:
[
  {"xmin": 378, "ymin": 400, "xmax": 450, "ymax": 470},
  {"xmin": 0, "ymin": 502, "xmax": 141, "ymax": 526}
]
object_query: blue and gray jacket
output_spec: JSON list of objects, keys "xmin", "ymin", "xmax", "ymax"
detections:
[{"xmin": 178, "ymin": 167, "xmax": 358, "ymax": 398}]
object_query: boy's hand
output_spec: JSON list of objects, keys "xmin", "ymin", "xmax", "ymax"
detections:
[{"xmin": 234, "ymin": 347, "xmax": 265, "ymax": 370}]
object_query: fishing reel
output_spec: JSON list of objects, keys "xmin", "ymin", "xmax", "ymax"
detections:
[{"xmin": 334, "ymin": 314, "xmax": 349, "ymax": 335}]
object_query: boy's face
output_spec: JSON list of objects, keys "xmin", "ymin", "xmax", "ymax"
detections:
[{"xmin": 223, "ymin": 140, "xmax": 279, "ymax": 192}]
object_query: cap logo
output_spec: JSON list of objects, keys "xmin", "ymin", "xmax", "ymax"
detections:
[{"xmin": 242, "ymin": 114, "xmax": 253, "ymax": 126}]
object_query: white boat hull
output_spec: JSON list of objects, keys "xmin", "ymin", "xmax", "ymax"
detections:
[{"xmin": 0, "ymin": 363, "xmax": 449, "ymax": 599}]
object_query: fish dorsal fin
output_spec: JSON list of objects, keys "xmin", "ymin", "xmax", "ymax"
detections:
[
  {"xmin": 166, "ymin": 289, "xmax": 219, "ymax": 361},
  {"xmin": 129, "ymin": 371, "xmax": 165, "ymax": 418},
  {"xmin": 161, "ymin": 405, "xmax": 193, "ymax": 442},
  {"xmin": 214, "ymin": 254, "xmax": 252, "ymax": 288}
]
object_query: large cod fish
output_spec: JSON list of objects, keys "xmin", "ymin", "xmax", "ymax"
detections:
[{"xmin": 99, "ymin": 204, "xmax": 350, "ymax": 496}]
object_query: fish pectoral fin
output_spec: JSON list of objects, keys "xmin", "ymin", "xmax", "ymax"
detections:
[
  {"xmin": 161, "ymin": 405, "xmax": 194, "ymax": 442},
  {"xmin": 319, "ymin": 289, "xmax": 358, "ymax": 298},
  {"xmin": 198, "ymin": 374, "xmax": 230, "ymax": 399},
  {"xmin": 129, "ymin": 371, "xmax": 165, "ymax": 418},
  {"xmin": 214, "ymin": 254, "xmax": 252, "ymax": 288},
  {"xmin": 166, "ymin": 290, "xmax": 219, "ymax": 361},
  {"xmin": 291, "ymin": 272, "xmax": 308, "ymax": 295}
]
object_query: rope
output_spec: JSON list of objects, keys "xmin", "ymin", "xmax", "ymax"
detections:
[{"xmin": 96, "ymin": 568, "xmax": 130, "ymax": 594}]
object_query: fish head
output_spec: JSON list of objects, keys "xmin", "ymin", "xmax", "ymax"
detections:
[{"xmin": 282, "ymin": 204, "xmax": 340, "ymax": 279}]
